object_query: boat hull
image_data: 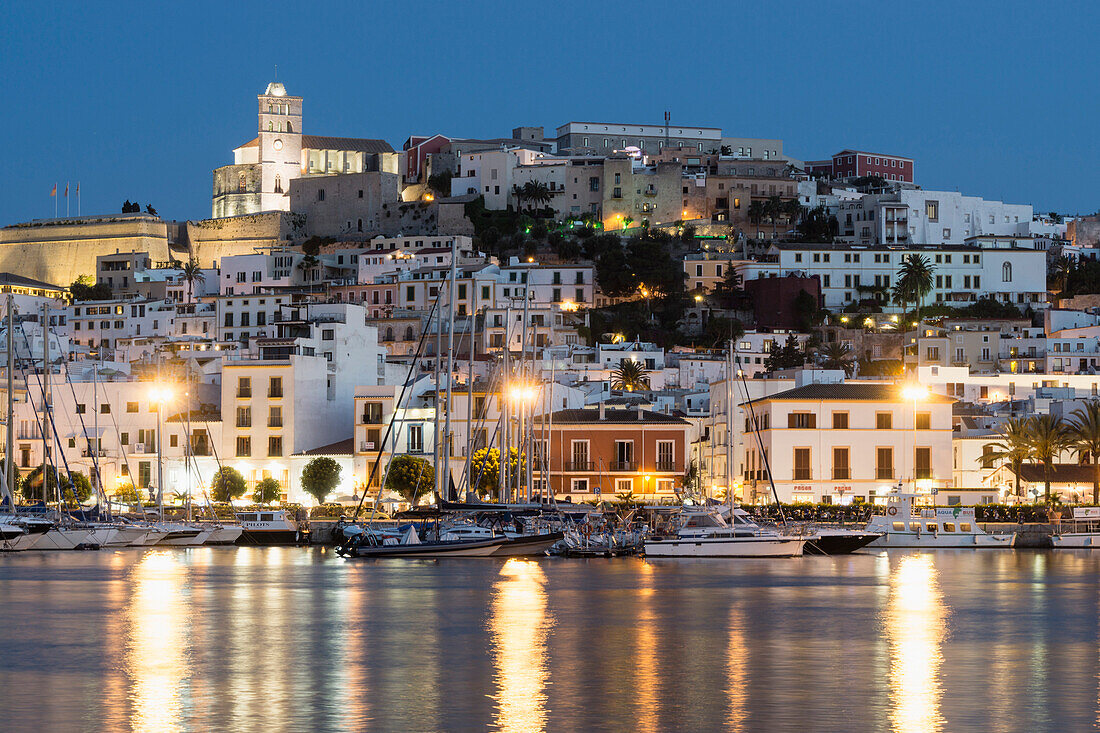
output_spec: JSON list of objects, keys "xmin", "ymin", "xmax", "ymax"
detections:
[
  {"xmin": 205, "ymin": 526, "xmax": 244, "ymax": 545},
  {"xmin": 345, "ymin": 537, "xmax": 506, "ymax": 558},
  {"xmin": 239, "ymin": 529, "xmax": 302, "ymax": 546},
  {"xmin": 1052, "ymin": 533, "xmax": 1100, "ymax": 548},
  {"xmin": 868, "ymin": 532, "xmax": 1015, "ymax": 548},
  {"xmin": 805, "ymin": 532, "xmax": 882, "ymax": 555},
  {"xmin": 490, "ymin": 532, "xmax": 564, "ymax": 557},
  {"xmin": 1, "ymin": 529, "xmax": 40, "ymax": 551},
  {"xmin": 33, "ymin": 528, "xmax": 97, "ymax": 551},
  {"xmin": 644, "ymin": 537, "xmax": 806, "ymax": 557}
]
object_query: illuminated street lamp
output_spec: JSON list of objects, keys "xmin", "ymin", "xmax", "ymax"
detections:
[
  {"xmin": 149, "ymin": 385, "xmax": 174, "ymax": 519},
  {"xmin": 901, "ymin": 384, "xmax": 929, "ymax": 493}
]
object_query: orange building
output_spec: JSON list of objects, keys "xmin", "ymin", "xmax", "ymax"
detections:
[{"xmin": 534, "ymin": 405, "xmax": 691, "ymax": 501}]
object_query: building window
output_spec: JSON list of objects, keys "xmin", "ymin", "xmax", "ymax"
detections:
[
  {"xmin": 832, "ymin": 447, "xmax": 850, "ymax": 480},
  {"xmin": 268, "ymin": 436, "xmax": 283, "ymax": 457},
  {"xmin": 915, "ymin": 447, "xmax": 932, "ymax": 479},
  {"xmin": 571, "ymin": 478, "xmax": 589, "ymax": 493},
  {"xmin": 236, "ymin": 437, "xmax": 251, "ymax": 457},
  {"xmin": 876, "ymin": 412, "xmax": 893, "ymax": 430},
  {"xmin": 237, "ymin": 377, "xmax": 251, "ymax": 398},
  {"xmin": 832, "ymin": 412, "xmax": 848, "ymax": 429},
  {"xmin": 269, "ymin": 377, "xmax": 283, "ymax": 398},
  {"xmin": 408, "ymin": 424, "xmax": 424, "ymax": 452},
  {"xmin": 126, "ymin": 402, "xmax": 138, "ymax": 413},
  {"xmin": 238, "ymin": 174, "xmax": 246, "ymax": 192},
  {"xmin": 787, "ymin": 412, "xmax": 816, "ymax": 429},
  {"xmin": 793, "ymin": 448, "xmax": 811, "ymax": 480},
  {"xmin": 656, "ymin": 441, "xmax": 674, "ymax": 471},
  {"xmin": 1002, "ymin": 262, "xmax": 1012, "ymax": 282},
  {"xmin": 274, "ymin": 175, "xmax": 282, "ymax": 194},
  {"xmin": 876, "ymin": 447, "xmax": 894, "ymax": 479},
  {"xmin": 925, "ymin": 201, "xmax": 938, "ymax": 222},
  {"xmin": 916, "ymin": 412, "xmax": 931, "ymax": 430},
  {"xmin": 236, "ymin": 406, "xmax": 251, "ymax": 428}
]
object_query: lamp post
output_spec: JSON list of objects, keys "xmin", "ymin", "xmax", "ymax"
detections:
[
  {"xmin": 150, "ymin": 386, "xmax": 173, "ymax": 520},
  {"xmin": 901, "ymin": 383, "xmax": 928, "ymax": 495}
]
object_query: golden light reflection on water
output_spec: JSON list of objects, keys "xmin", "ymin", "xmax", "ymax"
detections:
[
  {"xmin": 726, "ymin": 605, "xmax": 747, "ymax": 731},
  {"xmin": 887, "ymin": 554, "xmax": 946, "ymax": 733},
  {"xmin": 127, "ymin": 550, "xmax": 188, "ymax": 733},
  {"xmin": 490, "ymin": 559, "xmax": 553, "ymax": 732}
]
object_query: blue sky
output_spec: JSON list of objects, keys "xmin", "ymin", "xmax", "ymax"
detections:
[{"xmin": 1, "ymin": 0, "xmax": 1097, "ymax": 225}]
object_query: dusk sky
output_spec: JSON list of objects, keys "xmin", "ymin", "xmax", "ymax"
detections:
[{"xmin": 2, "ymin": 0, "xmax": 1097, "ymax": 226}]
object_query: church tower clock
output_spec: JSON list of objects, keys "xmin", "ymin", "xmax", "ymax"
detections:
[{"xmin": 257, "ymin": 81, "xmax": 303, "ymax": 212}]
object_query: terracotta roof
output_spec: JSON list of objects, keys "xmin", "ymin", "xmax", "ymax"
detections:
[
  {"xmin": 1016, "ymin": 464, "xmax": 1098, "ymax": 483},
  {"xmin": 533, "ymin": 408, "xmax": 689, "ymax": 425},
  {"xmin": 299, "ymin": 438, "xmax": 354, "ymax": 456},
  {"xmin": 746, "ymin": 383, "xmax": 955, "ymax": 405}
]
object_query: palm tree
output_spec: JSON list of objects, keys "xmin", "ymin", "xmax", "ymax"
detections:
[
  {"xmin": 895, "ymin": 254, "xmax": 935, "ymax": 324},
  {"xmin": 1068, "ymin": 400, "xmax": 1100, "ymax": 504},
  {"xmin": 747, "ymin": 200, "xmax": 766, "ymax": 236},
  {"xmin": 765, "ymin": 195, "xmax": 783, "ymax": 238},
  {"xmin": 514, "ymin": 181, "xmax": 551, "ymax": 212},
  {"xmin": 817, "ymin": 342, "xmax": 855, "ymax": 375},
  {"xmin": 1027, "ymin": 414, "xmax": 1072, "ymax": 503},
  {"xmin": 783, "ymin": 199, "xmax": 803, "ymax": 237},
  {"xmin": 610, "ymin": 360, "xmax": 651, "ymax": 392},
  {"xmin": 984, "ymin": 417, "xmax": 1032, "ymax": 501},
  {"xmin": 181, "ymin": 257, "xmax": 205, "ymax": 302},
  {"xmin": 1050, "ymin": 254, "xmax": 1073, "ymax": 299}
]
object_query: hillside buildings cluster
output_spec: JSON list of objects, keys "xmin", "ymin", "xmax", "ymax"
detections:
[{"xmin": 2, "ymin": 80, "xmax": 1099, "ymax": 510}]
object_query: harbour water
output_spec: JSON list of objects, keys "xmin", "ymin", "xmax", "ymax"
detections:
[{"xmin": 1, "ymin": 548, "xmax": 1099, "ymax": 732}]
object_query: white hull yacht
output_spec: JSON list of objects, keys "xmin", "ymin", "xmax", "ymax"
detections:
[
  {"xmin": 1052, "ymin": 507, "xmax": 1100, "ymax": 548},
  {"xmin": 645, "ymin": 506, "xmax": 806, "ymax": 558}
]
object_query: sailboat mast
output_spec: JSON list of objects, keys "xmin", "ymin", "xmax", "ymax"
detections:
[
  {"xmin": 443, "ymin": 238, "xmax": 457, "ymax": 501},
  {"xmin": 6, "ymin": 295, "xmax": 14, "ymax": 513},
  {"xmin": 519, "ymin": 291, "xmax": 529, "ymax": 501},
  {"xmin": 725, "ymin": 340, "xmax": 734, "ymax": 508},
  {"xmin": 433, "ymin": 292, "xmax": 443, "ymax": 503}
]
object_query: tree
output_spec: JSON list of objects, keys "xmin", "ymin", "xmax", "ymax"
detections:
[
  {"xmin": 253, "ymin": 477, "xmax": 282, "ymax": 504},
  {"xmin": 385, "ymin": 455, "xmax": 435, "ymax": 506},
  {"xmin": 793, "ymin": 288, "xmax": 820, "ymax": 331},
  {"xmin": 210, "ymin": 467, "xmax": 248, "ymax": 502},
  {"xmin": 301, "ymin": 457, "xmax": 342, "ymax": 504},
  {"xmin": 111, "ymin": 482, "xmax": 141, "ymax": 505},
  {"xmin": 1050, "ymin": 255, "xmax": 1073, "ymax": 297},
  {"xmin": 817, "ymin": 342, "xmax": 855, "ymax": 376},
  {"xmin": 181, "ymin": 258, "xmax": 205, "ymax": 301},
  {"xmin": 145, "ymin": 204, "xmax": 158, "ymax": 217},
  {"xmin": 895, "ymin": 254, "xmax": 935, "ymax": 324},
  {"xmin": 1027, "ymin": 414, "xmax": 1072, "ymax": 503},
  {"xmin": 595, "ymin": 247, "xmax": 636, "ymax": 297},
  {"xmin": 985, "ymin": 418, "xmax": 1032, "ymax": 501},
  {"xmin": 610, "ymin": 360, "xmax": 651, "ymax": 392},
  {"xmin": 70, "ymin": 274, "xmax": 112, "ymax": 302},
  {"xmin": 747, "ymin": 200, "xmax": 766, "ymax": 235},
  {"xmin": 764, "ymin": 334, "xmax": 805, "ymax": 372},
  {"xmin": 427, "ymin": 171, "xmax": 453, "ymax": 199},
  {"xmin": 1068, "ymin": 401, "xmax": 1100, "ymax": 504},
  {"xmin": 514, "ymin": 181, "xmax": 551, "ymax": 212},
  {"xmin": 67, "ymin": 472, "xmax": 93, "ymax": 505},
  {"xmin": 21, "ymin": 465, "xmax": 74, "ymax": 504},
  {"xmin": 795, "ymin": 205, "xmax": 838, "ymax": 242}
]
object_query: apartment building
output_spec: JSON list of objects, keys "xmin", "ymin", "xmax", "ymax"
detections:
[
  {"xmin": 67, "ymin": 298, "xmax": 176, "ymax": 357},
  {"xmin": 805, "ymin": 150, "xmax": 914, "ymax": 183},
  {"xmin": 555, "ymin": 121, "xmax": 722, "ymax": 156},
  {"xmin": 601, "ymin": 158, "xmax": 682, "ymax": 229},
  {"xmin": 737, "ymin": 243, "xmax": 1048, "ymax": 311},
  {"xmin": 742, "ymin": 383, "xmax": 954, "ymax": 504},
  {"xmin": 533, "ymin": 404, "xmax": 691, "ymax": 502}
]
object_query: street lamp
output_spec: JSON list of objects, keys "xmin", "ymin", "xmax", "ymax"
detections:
[
  {"xmin": 149, "ymin": 385, "xmax": 173, "ymax": 519},
  {"xmin": 901, "ymin": 384, "xmax": 928, "ymax": 495}
]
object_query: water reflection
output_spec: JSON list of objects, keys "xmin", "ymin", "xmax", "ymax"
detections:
[
  {"xmin": 489, "ymin": 559, "xmax": 553, "ymax": 732},
  {"xmin": 127, "ymin": 550, "xmax": 189, "ymax": 733},
  {"xmin": 726, "ymin": 605, "xmax": 747, "ymax": 731},
  {"xmin": 887, "ymin": 554, "xmax": 946, "ymax": 733}
]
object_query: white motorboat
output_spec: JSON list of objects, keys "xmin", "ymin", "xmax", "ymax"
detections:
[
  {"xmin": 157, "ymin": 523, "xmax": 212, "ymax": 546},
  {"xmin": 1051, "ymin": 507, "xmax": 1100, "ymax": 548},
  {"xmin": 338, "ymin": 524, "xmax": 506, "ymax": 558},
  {"xmin": 644, "ymin": 507, "xmax": 806, "ymax": 558},
  {"xmin": 866, "ymin": 493, "xmax": 1015, "ymax": 548}
]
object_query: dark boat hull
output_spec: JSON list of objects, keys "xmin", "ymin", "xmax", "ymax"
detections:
[
  {"xmin": 491, "ymin": 532, "xmax": 565, "ymax": 557},
  {"xmin": 343, "ymin": 537, "xmax": 506, "ymax": 558},
  {"xmin": 239, "ymin": 530, "xmax": 302, "ymax": 546},
  {"xmin": 805, "ymin": 532, "xmax": 881, "ymax": 555}
]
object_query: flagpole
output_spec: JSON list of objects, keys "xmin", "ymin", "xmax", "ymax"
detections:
[
  {"xmin": 77, "ymin": 182, "xmax": 81, "ymax": 216},
  {"xmin": 65, "ymin": 182, "xmax": 69, "ymax": 217},
  {"xmin": 54, "ymin": 183, "xmax": 57, "ymax": 218}
]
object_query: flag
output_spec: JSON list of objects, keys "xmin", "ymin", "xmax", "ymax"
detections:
[
  {"xmin": 76, "ymin": 182, "xmax": 79, "ymax": 195},
  {"xmin": 50, "ymin": 184, "xmax": 56, "ymax": 197},
  {"xmin": 64, "ymin": 184, "xmax": 69, "ymax": 197}
]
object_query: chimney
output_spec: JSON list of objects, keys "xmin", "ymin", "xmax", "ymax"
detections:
[
  {"xmin": 637, "ymin": 405, "xmax": 645, "ymax": 420},
  {"xmin": 599, "ymin": 403, "xmax": 606, "ymax": 420}
]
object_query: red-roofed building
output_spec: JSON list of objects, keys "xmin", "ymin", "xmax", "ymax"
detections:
[{"xmin": 806, "ymin": 149, "xmax": 914, "ymax": 183}]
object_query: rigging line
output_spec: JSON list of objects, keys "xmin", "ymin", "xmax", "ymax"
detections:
[
  {"xmin": 458, "ymin": 359, "xmax": 506, "ymax": 500},
  {"xmin": 57, "ymin": 359, "xmax": 111, "ymax": 515},
  {"xmin": 734, "ymin": 365, "xmax": 786, "ymax": 524},
  {"xmin": 352, "ymin": 291, "xmax": 442, "ymax": 521}
]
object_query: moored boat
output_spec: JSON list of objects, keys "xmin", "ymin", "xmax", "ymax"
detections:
[
  {"xmin": 644, "ymin": 507, "xmax": 806, "ymax": 558},
  {"xmin": 1051, "ymin": 507, "xmax": 1100, "ymax": 548},
  {"xmin": 236, "ymin": 510, "xmax": 305, "ymax": 545},
  {"xmin": 866, "ymin": 493, "xmax": 1015, "ymax": 548}
]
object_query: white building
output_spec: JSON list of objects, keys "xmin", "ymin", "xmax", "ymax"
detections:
[
  {"xmin": 450, "ymin": 148, "xmax": 545, "ymax": 209},
  {"xmin": 743, "ymin": 382, "xmax": 954, "ymax": 504}
]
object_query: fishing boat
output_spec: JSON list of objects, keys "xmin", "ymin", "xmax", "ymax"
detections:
[
  {"xmin": 1051, "ymin": 507, "xmax": 1100, "ymax": 548},
  {"xmin": 644, "ymin": 507, "xmax": 806, "ymax": 558},
  {"xmin": 235, "ymin": 510, "xmax": 305, "ymax": 545},
  {"xmin": 866, "ymin": 493, "xmax": 1015, "ymax": 548}
]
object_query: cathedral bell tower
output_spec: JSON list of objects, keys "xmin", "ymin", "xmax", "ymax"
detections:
[{"xmin": 257, "ymin": 81, "xmax": 303, "ymax": 212}]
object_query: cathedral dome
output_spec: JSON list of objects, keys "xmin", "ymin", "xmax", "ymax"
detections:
[{"xmin": 264, "ymin": 82, "xmax": 287, "ymax": 97}]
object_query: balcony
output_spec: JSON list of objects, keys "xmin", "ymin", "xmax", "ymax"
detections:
[
  {"xmin": 82, "ymin": 449, "xmax": 108, "ymax": 458},
  {"xmin": 268, "ymin": 389, "xmax": 283, "ymax": 399},
  {"xmin": 236, "ymin": 390, "xmax": 252, "ymax": 399},
  {"xmin": 267, "ymin": 418, "xmax": 283, "ymax": 428},
  {"xmin": 566, "ymin": 461, "xmax": 593, "ymax": 471},
  {"xmin": 610, "ymin": 460, "xmax": 635, "ymax": 471},
  {"xmin": 655, "ymin": 460, "xmax": 676, "ymax": 472}
]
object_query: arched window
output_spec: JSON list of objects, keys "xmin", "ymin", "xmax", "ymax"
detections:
[
  {"xmin": 238, "ymin": 174, "xmax": 246, "ymax": 192},
  {"xmin": 267, "ymin": 104, "xmax": 272, "ymax": 113},
  {"xmin": 1002, "ymin": 262, "xmax": 1012, "ymax": 282},
  {"xmin": 268, "ymin": 121, "xmax": 273, "ymax": 131},
  {"xmin": 274, "ymin": 175, "xmax": 282, "ymax": 193},
  {"xmin": 404, "ymin": 326, "xmax": 414, "ymax": 341},
  {"xmin": 287, "ymin": 121, "xmax": 293, "ymax": 133},
  {"xmin": 384, "ymin": 327, "xmax": 394, "ymax": 341},
  {"xmin": 357, "ymin": 218, "xmax": 363, "ymax": 232}
]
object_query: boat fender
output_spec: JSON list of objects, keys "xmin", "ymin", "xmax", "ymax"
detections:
[{"xmin": 887, "ymin": 506, "xmax": 897, "ymax": 516}]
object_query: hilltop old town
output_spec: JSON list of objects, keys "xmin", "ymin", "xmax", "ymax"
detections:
[{"xmin": 4, "ymin": 80, "xmax": 1100, "ymax": 515}]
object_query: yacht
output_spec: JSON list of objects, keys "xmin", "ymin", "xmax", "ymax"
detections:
[
  {"xmin": 804, "ymin": 526, "xmax": 883, "ymax": 555},
  {"xmin": 644, "ymin": 507, "xmax": 806, "ymax": 558},
  {"xmin": 236, "ymin": 510, "xmax": 305, "ymax": 545},
  {"xmin": 1051, "ymin": 507, "xmax": 1100, "ymax": 548},
  {"xmin": 437, "ymin": 520, "xmax": 563, "ymax": 557},
  {"xmin": 338, "ymin": 524, "xmax": 506, "ymax": 558},
  {"xmin": 866, "ymin": 493, "xmax": 1015, "ymax": 548},
  {"xmin": 157, "ymin": 523, "xmax": 212, "ymax": 546},
  {"xmin": 204, "ymin": 524, "xmax": 244, "ymax": 545}
]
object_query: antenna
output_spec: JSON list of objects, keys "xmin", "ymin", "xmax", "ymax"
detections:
[{"xmin": 274, "ymin": 63, "xmax": 278, "ymax": 81}]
